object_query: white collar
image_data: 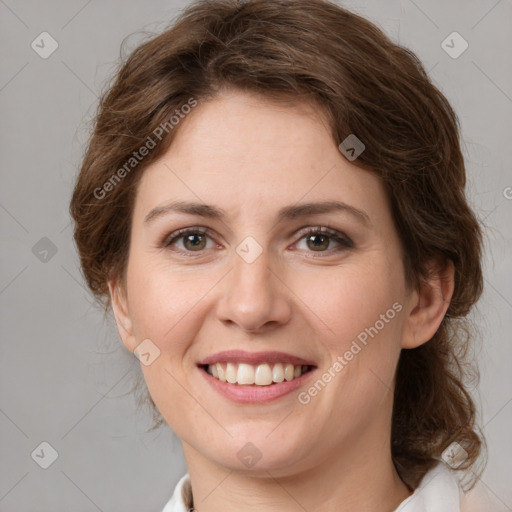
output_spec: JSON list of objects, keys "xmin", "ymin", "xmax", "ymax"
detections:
[
  {"xmin": 161, "ymin": 462, "xmax": 461, "ymax": 512},
  {"xmin": 394, "ymin": 462, "xmax": 461, "ymax": 511}
]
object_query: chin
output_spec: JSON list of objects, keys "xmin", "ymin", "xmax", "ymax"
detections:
[{"xmin": 211, "ymin": 434, "xmax": 309, "ymax": 474}]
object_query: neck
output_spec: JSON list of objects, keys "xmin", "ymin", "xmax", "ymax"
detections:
[{"xmin": 182, "ymin": 430, "xmax": 412, "ymax": 512}]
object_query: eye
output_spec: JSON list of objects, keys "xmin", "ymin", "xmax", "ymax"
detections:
[
  {"xmin": 162, "ymin": 227, "xmax": 217, "ymax": 253},
  {"xmin": 161, "ymin": 226, "xmax": 354, "ymax": 256},
  {"xmin": 294, "ymin": 226, "xmax": 354, "ymax": 254}
]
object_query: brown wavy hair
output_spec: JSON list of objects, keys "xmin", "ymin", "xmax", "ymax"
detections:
[{"xmin": 69, "ymin": 0, "xmax": 486, "ymax": 490}]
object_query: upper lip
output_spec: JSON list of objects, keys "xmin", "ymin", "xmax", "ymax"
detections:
[{"xmin": 197, "ymin": 350, "xmax": 317, "ymax": 367}]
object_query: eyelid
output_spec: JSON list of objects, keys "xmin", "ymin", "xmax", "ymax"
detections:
[
  {"xmin": 161, "ymin": 226, "xmax": 216, "ymax": 247},
  {"xmin": 161, "ymin": 225, "xmax": 354, "ymax": 254},
  {"xmin": 294, "ymin": 225, "xmax": 352, "ymax": 244},
  {"xmin": 292, "ymin": 226, "xmax": 354, "ymax": 254}
]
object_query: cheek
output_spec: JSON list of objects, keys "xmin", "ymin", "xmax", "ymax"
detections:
[
  {"xmin": 126, "ymin": 257, "xmax": 204, "ymax": 341},
  {"xmin": 292, "ymin": 258, "xmax": 406, "ymax": 418},
  {"xmin": 294, "ymin": 259, "xmax": 405, "ymax": 352},
  {"xmin": 302, "ymin": 267, "xmax": 405, "ymax": 441},
  {"xmin": 127, "ymin": 262, "xmax": 214, "ymax": 432},
  {"xmin": 125, "ymin": 258, "xmax": 229, "ymax": 402}
]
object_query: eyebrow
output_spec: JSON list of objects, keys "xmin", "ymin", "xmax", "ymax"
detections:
[{"xmin": 144, "ymin": 200, "xmax": 372, "ymax": 227}]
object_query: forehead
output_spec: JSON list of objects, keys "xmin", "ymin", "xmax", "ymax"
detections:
[
  {"xmin": 132, "ymin": 90, "xmax": 388, "ymax": 226},
  {"xmin": 170, "ymin": 90, "xmax": 333, "ymax": 165}
]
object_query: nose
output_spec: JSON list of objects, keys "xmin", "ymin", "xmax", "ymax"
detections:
[{"xmin": 215, "ymin": 245, "xmax": 292, "ymax": 333}]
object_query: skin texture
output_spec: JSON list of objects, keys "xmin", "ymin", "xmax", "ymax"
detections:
[{"xmin": 109, "ymin": 89, "xmax": 455, "ymax": 512}]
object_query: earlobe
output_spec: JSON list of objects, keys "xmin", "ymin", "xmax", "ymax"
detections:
[
  {"xmin": 401, "ymin": 259, "xmax": 455, "ymax": 349},
  {"xmin": 107, "ymin": 279, "xmax": 137, "ymax": 352}
]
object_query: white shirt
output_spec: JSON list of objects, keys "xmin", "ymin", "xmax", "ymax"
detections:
[{"xmin": 161, "ymin": 461, "xmax": 495, "ymax": 512}]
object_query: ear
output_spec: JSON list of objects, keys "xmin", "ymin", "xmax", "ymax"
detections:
[
  {"xmin": 401, "ymin": 258, "xmax": 455, "ymax": 349},
  {"xmin": 108, "ymin": 278, "xmax": 137, "ymax": 353}
]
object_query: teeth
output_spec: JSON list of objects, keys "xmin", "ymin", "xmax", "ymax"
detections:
[
  {"xmin": 237, "ymin": 363, "xmax": 255, "ymax": 385},
  {"xmin": 226, "ymin": 362, "xmax": 237, "ymax": 383},
  {"xmin": 206, "ymin": 362, "xmax": 310, "ymax": 386},
  {"xmin": 272, "ymin": 363, "xmax": 285, "ymax": 383},
  {"xmin": 284, "ymin": 363, "xmax": 294, "ymax": 381},
  {"xmin": 255, "ymin": 363, "xmax": 272, "ymax": 385},
  {"xmin": 216, "ymin": 363, "xmax": 226, "ymax": 382}
]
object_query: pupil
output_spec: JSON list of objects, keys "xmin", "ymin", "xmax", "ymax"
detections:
[
  {"xmin": 309, "ymin": 234, "xmax": 328, "ymax": 250},
  {"xmin": 186, "ymin": 234, "xmax": 204, "ymax": 249}
]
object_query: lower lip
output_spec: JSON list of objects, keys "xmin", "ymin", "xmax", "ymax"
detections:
[{"xmin": 199, "ymin": 367, "xmax": 315, "ymax": 404}]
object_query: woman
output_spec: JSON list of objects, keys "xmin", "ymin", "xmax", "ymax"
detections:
[{"xmin": 70, "ymin": 0, "xmax": 496, "ymax": 510}]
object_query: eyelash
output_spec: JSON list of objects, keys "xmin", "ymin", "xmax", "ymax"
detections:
[{"xmin": 161, "ymin": 226, "xmax": 354, "ymax": 257}]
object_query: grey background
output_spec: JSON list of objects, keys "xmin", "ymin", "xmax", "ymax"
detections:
[{"xmin": 0, "ymin": 0, "xmax": 511, "ymax": 510}]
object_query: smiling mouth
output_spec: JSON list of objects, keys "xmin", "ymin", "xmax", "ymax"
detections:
[{"xmin": 199, "ymin": 362, "xmax": 315, "ymax": 386}]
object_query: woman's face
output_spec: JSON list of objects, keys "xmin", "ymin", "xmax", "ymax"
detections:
[{"xmin": 111, "ymin": 89, "xmax": 420, "ymax": 476}]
